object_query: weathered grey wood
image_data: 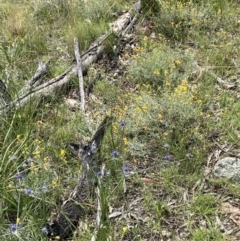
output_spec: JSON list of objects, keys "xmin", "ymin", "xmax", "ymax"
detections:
[
  {"xmin": 74, "ymin": 37, "xmax": 85, "ymax": 112},
  {"xmin": 45, "ymin": 116, "xmax": 111, "ymax": 239},
  {"xmin": 0, "ymin": 1, "xmax": 141, "ymax": 115},
  {"xmin": 0, "ymin": 79, "xmax": 12, "ymax": 114}
]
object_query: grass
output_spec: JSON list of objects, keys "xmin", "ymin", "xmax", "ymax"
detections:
[{"xmin": 1, "ymin": 0, "xmax": 240, "ymax": 240}]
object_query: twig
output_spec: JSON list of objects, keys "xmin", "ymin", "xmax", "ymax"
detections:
[
  {"xmin": 29, "ymin": 59, "xmax": 48, "ymax": 87},
  {"xmin": 122, "ymin": 1, "xmax": 141, "ymax": 36},
  {"xmin": 17, "ymin": 60, "xmax": 48, "ymax": 98},
  {"xmin": 91, "ymin": 165, "xmax": 105, "ymax": 241},
  {"xmin": 74, "ymin": 37, "xmax": 85, "ymax": 112},
  {"xmin": 122, "ymin": 14, "xmax": 139, "ymax": 36},
  {"xmin": 91, "ymin": 186, "xmax": 101, "ymax": 241}
]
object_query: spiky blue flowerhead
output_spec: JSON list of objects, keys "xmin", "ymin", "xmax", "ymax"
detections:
[
  {"xmin": 16, "ymin": 173, "xmax": 23, "ymax": 180},
  {"xmin": 112, "ymin": 150, "xmax": 119, "ymax": 158},
  {"xmin": 119, "ymin": 120, "xmax": 126, "ymax": 128},
  {"xmin": 25, "ymin": 188, "xmax": 33, "ymax": 195},
  {"xmin": 9, "ymin": 224, "xmax": 18, "ymax": 232}
]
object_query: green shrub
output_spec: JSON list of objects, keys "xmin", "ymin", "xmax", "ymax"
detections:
[{"xmin": 128, "ymin": 38, "xmax": 194, "ymax": 88}]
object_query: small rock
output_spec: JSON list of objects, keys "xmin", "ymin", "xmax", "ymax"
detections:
[
  {"xmin": 213, "ymin": 157, "xmax": 240, "ymax": 179},
  {"xmin": 64, "ymin": 98, "xmax": 80, "ymax": 111},
  {"xmin": 149, "ymin": 32, "xmax": 157, "ymax": 39},
  {"xmin": 161, "ymin": 229, "xmax": 172, "ymax": 238},
  {"xmin": 113, "ymin": 72, "xmax": 118, "ymax": 78}
]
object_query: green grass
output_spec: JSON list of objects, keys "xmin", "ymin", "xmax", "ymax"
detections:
[{"xmin": 1, "ymin": 0, "xmax": 240, "ymax": 240}]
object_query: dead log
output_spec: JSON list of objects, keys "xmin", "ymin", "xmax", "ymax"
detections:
[
  {"xmin": 0, "ymin": 1, "xmax": 141, "ymax": 115},
  {"xmin": 44, "ymin": 116, "xmax": 112, "ymax": 239}
]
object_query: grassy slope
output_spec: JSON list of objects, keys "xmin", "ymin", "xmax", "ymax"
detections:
[{"xmin": 1, "ymin": 0, "xmax": 240, "ymax": 240}]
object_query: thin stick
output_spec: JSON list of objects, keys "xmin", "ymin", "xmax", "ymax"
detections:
[
  {"xmin": 91, "ymin": 186, "xmax": 101, "ymax": 241},
  {"xmin": 91, "ymin": 164, "xmax": 105, "ymax": 241},
  {"xmin": 74, "ymin": 37, "xmax": 85, "ymax": 112}
]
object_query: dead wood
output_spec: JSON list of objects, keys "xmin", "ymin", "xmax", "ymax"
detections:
[
  {"xmin": 0, "ymin": 1, "xmax": 141, "ymax": 115},
  {"xmin": 74, "ymin": 37, "xmax": 85, "ymax": 112},
  {"xmin": 0, "ymin": 79, "xmax": 12, "ymax": 113},
  {"xmin": 45, "ymin": 116, "xmax": 112, "ymax": 239}
]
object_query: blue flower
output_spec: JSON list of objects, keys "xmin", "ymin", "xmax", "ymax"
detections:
[
  {"xmin": 97, "ymin": 170, "xmax": 103, "ymax": 178},
  {"xmin": 112, "ymin": 150, "xmax": 119, "ymax": 158},
  {"xmin": 119, "ymin": 120, "xmax": 126, "ymax": 128},
  {"xmin": 16, "ymin": 173, "xmax": 23, "ymax": 180},
  {"xmin": 9, "ymin": 224, "xmax": 18, "ymax": 232},
  {"xmin": 122, "ymin": 165, "xmax": 130, "ymax": 173},
  {"xmin": 40, "ymin": 226, "xmax": 48, "ymax": 234},
  {"xmin": 163, "ymin": 155, "xmax": 171, "ymax": 161},
  {"xmin": 25, "ymin": 188, "xmax": 33, "ymax": 195}
]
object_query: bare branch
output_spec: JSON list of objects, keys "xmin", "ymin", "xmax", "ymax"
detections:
[{"xmin": 74, "ymin": 37, "xmax": 85, "ymax": 112}]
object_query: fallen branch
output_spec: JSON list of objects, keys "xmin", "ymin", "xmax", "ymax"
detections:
[
  {"xmin": 91, "ymin": 164, "xmax": 105, "ymax": 241},
  {"xmin": 28, "ymin": 59, "xmax": 48, "ymax": 87},
  {"xmin": 44, "ymin": 116, "xmax": 112, "ymax": 239},
  {"xmin": 74, "ymin": 37, "xmax": 85, "ymax": 112},
  {"xmin": 0, "ymin": 1, "xmax": 141, "ymax": 115}
]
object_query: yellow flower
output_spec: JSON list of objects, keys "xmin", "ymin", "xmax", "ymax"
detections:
[
  {"xmin": 123, "ymin": 138, "xmax": 129, "ymax": 145},
  {"xmin": 36, "ymin": 120, "xmax": 42, "ymax": 126},
  {"xmin": 16, "ymin": 218, "xmax": 21, "ymax": 224},
  {"xmin": 174, "ymin": 60, "xmax": 181, "ymax": 66},
  {"xmin": 197, "ymin": 99, "xmax": 202, "ymax": 105},
  {"xmin": 43, "ymin": 157, "xmax": 49, "ymax": 162},
  {"xmin": 153, "ymin": 69, "xmax": 160, "ymax": 76},
  {"xmin": 16, "ymin": 135, "xmax": 21, "ymax": 142},
  {"xmin": 30, "ymin": 162, "xmax": 39, "ymax": 173},
  {"xmin": 43, "ymin": 162, "xmax": 48, "ymax": 171},
  {"xmin": 164, "ymin": 70, "xmax": 169, "ymax": 77},
  {"xmin": 60, "ymin": 149, "xmax": 66, "ymax": 158},
  {"xmin": 33, "ymin": 150, "xmax": 40, "ymax": 158},
  {"xmin": 52, "ymin": 177, "xmax": 59, "ymax": 187},
  {"xmin": 35, "ymin": 139, "xmax": 42, "ymax": 144},
  {"xmin": 122, "ymin": 226, "xmax": 128, "ymax": 234},
  {"xmin": 158, "ymin": 114, "xmax": 163, "ymax": 120},
  {"xmin": 8, "ymin": 183, "xmax": 13, "ymax": 189},
  {"xmin": 165, "ymin": 81, "xmax": 171, "ymax": 88}
]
